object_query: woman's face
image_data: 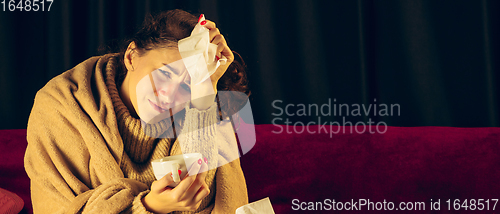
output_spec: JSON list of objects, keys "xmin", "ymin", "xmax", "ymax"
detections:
[{"xmin": 127, "ymin": 48, "xmax": 191, "ymax": 124}]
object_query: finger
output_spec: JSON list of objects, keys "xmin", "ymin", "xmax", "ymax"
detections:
[
  {"xmin": 151, "ymin": 172, "xmax": 174, "ymax": 193},
  {"xmin": 171, "ymin": 159, "xmax": 202, "ymax": 196},
  {"xmin": 217, "ymin": 42, "xmax": 234, "ymax": 63},
  {"xmin": 192, "ymin": 185, "xmax": 210, "ymax": 205},
  {"xmin": 180, "ymin": 160, "xmax": 209, "ymax": 201},
  {"xmin": 211, "ymin": 34, "xmax": 227, "ymax": 46},
  {"xmin": 211, "ymin": 34, "xmax": 233, "ymax": 61},
  {"xmin": 180, "ymin": 175, "xmax": 204, "ymax": 201},
  {"xmin": 186, "ymin": 158, "xmax": 204, "ymax": 177},
  {"xmin": 197, "ymin": 158, "xmax": 209, "ymax": 180},
  {"xmin": 209, "ymin": 28, "xmax": 220, "ymax": 42},
  {"xmin": 201, "ymin": 20, "xmax": 216, "ymax": 30}
]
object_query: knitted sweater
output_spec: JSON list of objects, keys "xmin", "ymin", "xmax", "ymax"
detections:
[{"xmin": 24, "ymin": 54, "xmax": 248, "ymax": 213}]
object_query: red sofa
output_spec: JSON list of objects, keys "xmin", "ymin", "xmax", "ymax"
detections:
[{"xmin": 1, "ymin": 125, "xmax": 500, "ymax": 213}]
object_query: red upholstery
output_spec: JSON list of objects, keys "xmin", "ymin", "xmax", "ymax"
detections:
[
  {"xmin": 1, "ymin": 126, "xmax": 500, "ymax": 213},
  {"xmin": 239, "ymin": 125, "xmax": 500, "ymax": 213},
  {"xmin": 0, "ymin": 129, "xmax": 31, "ymax": 214}
]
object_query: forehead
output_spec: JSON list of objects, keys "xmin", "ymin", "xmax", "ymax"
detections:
[
  {"xmin": 145, "ymin": 48, "xmax": 183, "ymax": 64},
  {"xmin": 147, "ymin": 48, "xmax": 190, "ymax": 82}
]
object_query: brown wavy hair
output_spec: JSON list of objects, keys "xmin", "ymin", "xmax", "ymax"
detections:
[{"xmin": 113, "ymin": 9, "xmax": 250, "ymax": 120}]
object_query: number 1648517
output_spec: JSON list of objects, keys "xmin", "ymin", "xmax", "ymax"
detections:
[{"xmin": 1, "ymin": 0, "xmax": 54, "ymax": 12}]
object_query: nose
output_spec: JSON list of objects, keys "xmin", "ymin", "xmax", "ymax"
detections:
[{"xmin": 157, "ymin": 82, "xmax": 180, "ymax": 104}]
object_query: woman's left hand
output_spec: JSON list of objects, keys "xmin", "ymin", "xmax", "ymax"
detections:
[
  {"xmin": 202, "ymin": 20, "xmax": 234, "ymax": 90},
  {"xmin": 189, "ymin": 19, "xmax": 232, "ymax": 110}
]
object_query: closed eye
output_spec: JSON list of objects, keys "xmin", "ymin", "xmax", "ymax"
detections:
[
  {"xmin": 181, "ymin": 83, "xmax": 191, "ymax": 92},
  {"xmin": 158, "ymin": 68, "xmax": 171, "ymax": 78}
]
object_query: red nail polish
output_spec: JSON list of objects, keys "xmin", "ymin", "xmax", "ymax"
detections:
[
  {"xmin": 200, "ymin": 20, "xmax": 207, "ymax": 25},
  {"xmin": 204, "ymin": 157, "xmax": 208, "ymax": 164},
  {"xmin": 198, "ymin": 14, "xmax": 203, "ymax": 22},
  {"xmin": 215, "ymin": 56, "xmax": 220, "ymax": 61},
  {"xmin": 178, "ymin": 169, "xmax": 182, "ymax": 175},
  {"xmin": 198, "ymin": 158, "xmax": 202, "ymax": 165}
]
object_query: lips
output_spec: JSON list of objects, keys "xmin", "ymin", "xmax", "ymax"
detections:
[{"xmin": 148, "ymin": 99, "xmax": 170, "ymax": 113}]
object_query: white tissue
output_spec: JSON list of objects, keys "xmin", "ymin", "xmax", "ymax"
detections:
[
  {"xmin": 178, "ymin": 14, "xmax": 227, "ymax": 85},
  {"xmin": 235, "ymin": 197, "xmax": 275, "ymax": 214}
]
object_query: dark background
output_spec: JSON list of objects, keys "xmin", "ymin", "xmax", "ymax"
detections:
[{"xmin": 0, "ymin": 0, "xmax": 499, "ymax": 129}]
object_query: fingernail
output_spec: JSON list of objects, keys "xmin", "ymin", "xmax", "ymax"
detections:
[
  {"xmin": 215, "ymin": 56, "xmax": 220, "ymax": 61},
  {"xmin": 178, "ymin": 169, "xmax": 182, "ymax": 175},
  {"xmin": 198, "ymin": 158, "xmax": 202, "ymax": 165},
  {"xmin": 198, "ymin": 14, "xmax": 203, "ymax": 22},
  {"xmin": 204, "ymin": 157, "xmax": 208, "ymax": 164},
  {"xmin": 200, "ymin": 20, "xmax": 207, "ymax": 25}
]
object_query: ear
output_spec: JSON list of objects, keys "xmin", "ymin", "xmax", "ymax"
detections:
[{"xmin": 124, "ymin": 42, "xmax": 137, "ymax": 71}]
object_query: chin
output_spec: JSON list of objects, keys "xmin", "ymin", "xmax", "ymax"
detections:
[
  {"xmin": 138, "ymin": 99, "xmax": 188, "ymax": 123},
  {"xmin": 141, "ymin": 109, "xmax": 170, "ymax": 124}
]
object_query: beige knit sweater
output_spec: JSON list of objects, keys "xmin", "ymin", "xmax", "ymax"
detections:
[{"xmin": 24, "ymin": 54, "xmax": 248, "ymax": 213}]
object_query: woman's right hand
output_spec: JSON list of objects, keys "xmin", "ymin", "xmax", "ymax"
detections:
[{"xmin": 142, "ymin": 158, "xmax": 210, "ymax": 213}]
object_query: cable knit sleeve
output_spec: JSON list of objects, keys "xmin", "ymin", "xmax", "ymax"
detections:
[
  {"xmin": 177, "ymin": 101, "xmax": 248, "ymax": 213},
  {"xmin": 177, "ymin": 101, "xmax": 219, "ymax": 170},
  {"xmin": 177, "ymin": 101, "xmax": 241, "ymax": 170}
]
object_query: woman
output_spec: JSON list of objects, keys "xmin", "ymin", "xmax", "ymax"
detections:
[{"xmin": 24, "ymin": 9, "xmax": 249, "ymax": 213}]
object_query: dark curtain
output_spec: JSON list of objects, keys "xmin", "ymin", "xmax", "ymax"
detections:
[{"xmin": 0, "ymin": 0, "xmax": 498, "ymax": 129}]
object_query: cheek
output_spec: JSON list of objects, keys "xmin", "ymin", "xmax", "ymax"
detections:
[
  {"xmin": 170, "ymin": 90, "xmax": 190, "ymax": 111},
  {"xmin": 129, "ymin": 82, "xmax": 138, "ymax": 108},
  {"xmin": 176, "ymin": 89, "xmax": 191, "ymax": 102},
  {"xmin": 135, "ymin": 74, "xmax": 155, "ymax": 95},
  {"xmin": 133, "ymin": 74, "xmax": 155, "ymax": 109}
]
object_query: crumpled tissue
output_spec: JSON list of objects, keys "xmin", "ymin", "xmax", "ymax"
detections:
[
  {"xmin": 235, "ymin": 197, "xmax": 275, "ymax": 214},
  {"xmin": 178, "ymin": 14, "xmax": 227, "ymax": 85}
]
